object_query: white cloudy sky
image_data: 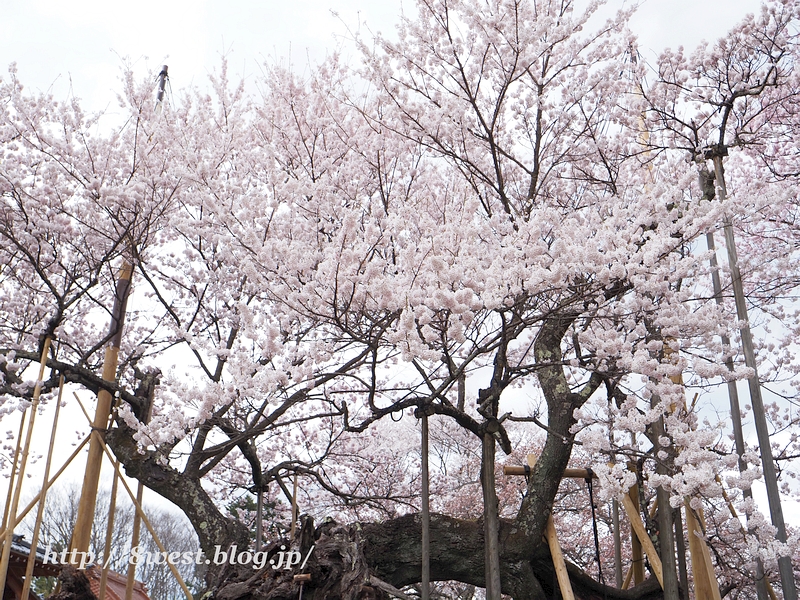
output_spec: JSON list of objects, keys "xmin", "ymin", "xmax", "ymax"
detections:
[{"xmin": 1, "ymin": 0, "xmax": 763, "ymax": 113}]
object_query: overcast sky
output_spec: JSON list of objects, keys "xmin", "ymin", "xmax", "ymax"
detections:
[{"xmin": 1, "ymin": 0, "xmax": 763, "ymax": 113}]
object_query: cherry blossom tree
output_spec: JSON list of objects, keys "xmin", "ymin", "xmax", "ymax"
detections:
[{"xmin": 2, "ymin": 1, "xmax": 800, "ymax": 599}]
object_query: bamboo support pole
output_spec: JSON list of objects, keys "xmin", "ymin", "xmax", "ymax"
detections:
[
  {"xmin": 21, "ymin": 374, "xmax": 64, "ymax": 600},
  {"xmin": 1, "ymin": 411, "xmax": 26, "ymax": 544},
  {"xmin": 0, "ymin": 434, "xmax": 91, "ymax": 542},
  {"xmin": 72, "ymin": 393, "xmax": 193, "ymax": 599},
  {"xmin": 125, "ymin": 481, "xmax": 145, "ymax": 600},
  {"xmin": 620, "ymin": 492, "xmax": 663, "ymax": 588},
  {"xmin": 71, "ymin": 260, "xmax": 133, "ymax": 559},
  {"xmin": 98, "ymin": 459, "xmax": 122, "ymax": 599},
  {"xmin": 94, "ymin": 429, "xmax": 193, "ymax": 599},
  {"xmin": 0, "ymin": 337, "xmax": 51, "ymax": 594}
]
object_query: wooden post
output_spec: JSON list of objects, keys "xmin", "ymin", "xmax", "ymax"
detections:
[
  {"xmin": 71, "ymin": 261, "xmax": 133, "ymax": 558},
  {"xmin": 544, "ymin": 516, "xmax": 576, "ymax": 600},
  {"xmin": 126, "ymin": 372, "xmax": 155, "ymax": 600},
  {"xmin": 255, "ymin": 485, "xmax": 264, "ymax": 550},
  {"xmin": 674, "ymin": 508, "xmax": 689, "ymax": 599},
  {"xmin": 0, "ymin": 338, "xmax": 51, "ymax": 593},
  {"xmin": 627, "ymin": 482, "xmax": 645, "ymax": 586},
  {"xmin": 704, "ymin": 233, "xmax": 769, "ymax": 600},
  {"xmin": 20, "ymin": 374, "xmax": 64, "ymax": 600},
  {"xmin": 684, "ymin": 503, "xmax": 721, "ymax": 600},
  {"xmin": 620, "ymin": 492, "xmax": 663, "ymax": 588},
  {"xmin": 524, "ymin": 455, "xmax": 575, "ymax": 600}
]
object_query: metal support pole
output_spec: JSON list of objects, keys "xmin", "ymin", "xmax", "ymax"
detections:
[
  {"xmin": 705, "ymin": 229, "xmax": 769, "ymax": 600},
  {"xmin": 420, "ymin": 412, "xmax": 430, "ymax": 600},
  {"xmin": 255, "ymin": 486, "xmax": 263, "ymax": 551},
  {"xmin": 155, "ymin": 66, "xmax": 168, "ymax": 112},
  {"xmin": 612, "ymin": 499, "xmax": 622, "ymax": 588},
  {"xmin": 290, "ymin": 473, "xmax": 299, "ymax": 540},
  {"xmin": 482, "ymin": 434, "xmax": 502, "ymax": 598},
  {"xmin": 712, "ymin": 155, "xmax": 797, "ymax": 600}
]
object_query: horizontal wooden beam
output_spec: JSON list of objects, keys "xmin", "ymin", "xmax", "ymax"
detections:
[{"xmin": 503, "ymin": 465, "xmax": 596, "ymax": 479}]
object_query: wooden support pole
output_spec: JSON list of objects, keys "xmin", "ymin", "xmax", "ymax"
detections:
[
  {"xmin": 126, "ymin": 377, "xmax": 155, "ymax": 600},
  {"xmin": 628, "ymin": 482, "xmax": 645, "ymax": 586},
  {"xmin": 714, "ymin": 479, "xmax": 779, "ymax": 599},
  {"xmin": 255, "ymin": 486, "xmax": 263, "ymax": 551},
  {"xmin": 502, "ymin": 466, "xmax": 595, "ymax": 479},
  {"xmin": 620, "ymin": 492, "xmax": 663, "ymax": 588},
  {"xmin": 71, "ymin": 261, "xmax": 132, "ymax": 558},
  {"xmin": 622, "ymin": 564, "xmax": 634, "ymax": 590},
  {"xmin": 520, "ymin": 454, "xmax": 574, "ymax": 600},
  {"xmin": 482, "ymin": 434, "xmax": 502, "ymax": 599},
  {"xmin": 0, "ymin": 337, "xmax": 51, "ymax": 594},
  {"xmin": 545, "ymin": 515, "xmax": 576, "ymax": 600},
  {"xmin": 674, "ymin": 507, "xmax": 689, "ymax": 599},
  {"xmin": 21, "ymin": 374, "xmax": 64, "ymax": 600},
  {"xmin": 684, "ymin": 503, "xmax": 721, "ymax": 600},
  {"xmin": 705, "ymin": 232, "xmax": 770, "ymax": 600}
]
